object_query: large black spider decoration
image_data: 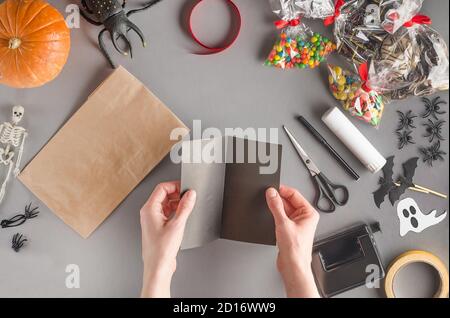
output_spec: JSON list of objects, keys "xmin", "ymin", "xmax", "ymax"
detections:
[
  {"xmin": 80, "ymin": 0, "xmax": 163, "ymax": 68},
  {"xmin": 12, "ymin": 233, "xmax": 27, "ymax": 252},
  {"xmin": 419, "ymin": 140, "xmax": 446, "ymax": 166},
  {"xmin": 397, "ymin": 130, "xmax": 415, "ymax": 149},
  {"xmin": 396, "ymin": 110, "xmax": 417, "ymax": 131},
  {"xmin": 423, "ymin": 119, "xmax": 445, "ymax": 143},
  {"xmin": 421, "ymin": 96, "xmax": 447, "ymax": 120},
  {"xmin": 1, "ymin": 203, "xmax": 40, "ymax": 228}
]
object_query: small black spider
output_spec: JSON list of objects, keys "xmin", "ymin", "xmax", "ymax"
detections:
[
  {"xmin": 423, "ymin": 119, "xmax": 445, "ymax": 143},
  {"xmin": 397, "ymin": 130, "xmax": 415, "ymax": 149},
  {"xmin": 419, "ymin": 140, "xmax": 446, "ymax": 166},
  {"xmin": 396, "ymin": 110, "xmax": 417, "ymax": 131},
  {"xmin": 1, "ymin": 203, "xmax": 40, "ymax": 228},
  {"xmin": 12, "ymin": 233, "xmax": 27, "ymax": 252},
  {"xmin": 421, "ymin": 96, "xmax": 447, "ymax": 120}
]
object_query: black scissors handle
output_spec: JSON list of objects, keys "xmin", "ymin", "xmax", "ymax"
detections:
[{"xmin": 313, "ymin": 173, "xmax": 349, "ymax": 213}]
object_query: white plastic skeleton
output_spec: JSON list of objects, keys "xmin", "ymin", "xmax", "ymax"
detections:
[{"xmin": 0, "ymin": 106, "xmax": 27, "ymax": 204}]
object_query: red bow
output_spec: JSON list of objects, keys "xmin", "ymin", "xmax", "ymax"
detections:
[
  {"xmin": 274, "ymin": 18, "xmax": 300, "ymax": 29},
  {"xmin": 403, "ymin": 14, "xmax": 432, "ymax": 27},
  {"xmin": 324, "ymin": 0, "xmax": 345, "ymax": 26},
  {"xmin": 358, "ymin": 63, "xmax": 372, "ymax": 92}
]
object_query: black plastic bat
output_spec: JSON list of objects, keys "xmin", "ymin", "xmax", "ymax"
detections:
[
  {"xmin": 388, "ymin": 157, "xmax": 418, "ymax": 205},
  {"xmin": 373, "ymin": 156, "xmax": 395, "ymax": 208}
]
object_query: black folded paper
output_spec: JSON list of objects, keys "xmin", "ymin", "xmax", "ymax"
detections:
[{"xmin": 181, "ymin": 136, "xmax": 282, "ymax": 249}]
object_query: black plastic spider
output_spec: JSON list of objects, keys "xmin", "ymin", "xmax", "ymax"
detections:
[
  {"xmin": 421, "ymin": 96, "xmax": 447, "ymax": 119},
  {"xmin": 12, "ymin": 233, "xmax": 27, "ymax": 252},
  {"xmin": 1, "ymin": 203, "xmax": 40, "ymax": 228},
  {"xmin": 397, "ymin": 130, "xmax": 415, "ymax": 149},
  {"xmin": 423, "ymin": 119, "xmax": 445, "ymax": 142},
  {"xmin": 396, "ymin": 110, "xmax": 416, "ymax": 131},
  {"xmin": 419, "ymin": 140, "xmax": 446, "ymax": 166}
]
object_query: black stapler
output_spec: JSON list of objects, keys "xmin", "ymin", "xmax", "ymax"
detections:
[{"xmin": 311, "ymin": 223, "xmax": 385, "ymax": 297}]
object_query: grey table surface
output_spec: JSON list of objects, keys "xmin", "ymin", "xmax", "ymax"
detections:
[{"xmin": 0, "ymin": 0, "xmax": 448, "ymax": 298}]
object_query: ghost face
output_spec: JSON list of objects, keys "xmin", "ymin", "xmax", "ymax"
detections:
[
  {"xmin": 12, "ymin": 105, "xmax": 24, "ymax": 125},
  {"xmin": 397, "ymin": 198, "xmax": 447, "ymax": 237},
  {"xmin": 364, "ymin": 4, "xmax": 381, "ymax": 27}
]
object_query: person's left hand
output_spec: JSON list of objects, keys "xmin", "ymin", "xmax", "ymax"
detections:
[{"xmin": 140, "ymin": 181, "xmax": 196, "ymax": 297}]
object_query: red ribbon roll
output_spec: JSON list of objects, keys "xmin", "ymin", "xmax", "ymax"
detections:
[
  {"xmin": 274, "ymin": 18, "xmax": 300, "ymax": 29},
  {"xmin": 358, "ymin": 63, "xmax": 372, "ymax": 92},
  {"xmin": 324, "ymin": 0, "xmax": 345, "ymax": 26},
  {"xmin": 403, "ymin": 14, "xmax": 432, "ymax": 27},
  {"xmin": 188, "ymin": 0, "xmax": 242, "ymax": 54}
]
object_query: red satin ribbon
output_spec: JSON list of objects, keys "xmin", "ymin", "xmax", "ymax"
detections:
[
  {"xmin": 403, "ymin": 14, "xmax": 432, "ymax": 27},
  {"xmin": 188, "ymin": 0, "xmax": 242, "ymax": 54},
  {"xmin": 324, "ymin": 0, "xmax": 345, "ymax": 26},
  {"xmin": 274, "ymin": 18, "xmax": 300, "ymax": 29},
  {"xmin": 359, "ymin": 63, "xmax": 372, "ymax": 92}
]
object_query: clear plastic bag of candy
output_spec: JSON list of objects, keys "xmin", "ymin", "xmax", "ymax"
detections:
[
  {"xmin": 327, "ymin": 63, "xmax": 386, "ymax": 127},
  {"xmin": 333, "ymin": 0, "xmax": 388, "ymax": 65},
  {"xmin": 368, "ymin": 18, "xmax": 449, "ymax": 100},
  {"xmin": 379, "ymin": 0, "xmax": 423, "ymax": 34},
  {"xmin": 265, "ymin": 0, "xmax": 335, "ymax": 69}
]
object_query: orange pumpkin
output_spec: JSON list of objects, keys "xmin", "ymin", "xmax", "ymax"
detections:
[{"xmin": 0, "ymin": 0, "xmax": 71, "ymax": 88}]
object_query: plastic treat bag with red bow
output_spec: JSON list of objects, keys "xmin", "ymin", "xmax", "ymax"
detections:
[
  {"xmin": 330, "ymin": 0, "xmax": 388, "ymax": 65},
  {"xmin": 328, "ymin": 63, "xmax": 386, "ymax": 127},
  {"xmin": 265, "ymin": 0, "xmax": 335, "ymax": 69},
  {"xmin": 379, "ymin": 0, "xmax": 423, "ymax": 34},
  {"xmin": 368, "ymin": 15, "xmax": 449, "ymax": 100}
]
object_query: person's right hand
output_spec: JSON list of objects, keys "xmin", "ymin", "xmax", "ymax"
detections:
[
  {"xmin": 140, "ymin": 181, "xmax": 196, "ymax": 298},
  {"xmin": 265, "ymin": 185, "xmax": 320, "ymax": 298}
]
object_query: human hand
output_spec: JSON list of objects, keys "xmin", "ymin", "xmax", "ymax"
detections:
[
  {"xmin": 266, "ymin": 185, "xmax": 320, "ymax": 298},
  {"xmin": 140, "ymin": 181, "xmax": 196, "ymax": 298}
]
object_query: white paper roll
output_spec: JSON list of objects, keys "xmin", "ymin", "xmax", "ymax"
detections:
[{"xmin": 322, "ymin": 107, "xmax": 386, "ymax": 173}]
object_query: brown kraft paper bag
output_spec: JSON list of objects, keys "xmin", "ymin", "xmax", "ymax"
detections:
[{"xmin": 19, "ymin": 66, "xmax": 188, "ymax": 238}]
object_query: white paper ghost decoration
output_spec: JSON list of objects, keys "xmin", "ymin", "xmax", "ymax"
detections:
[{"xmin": 396, "ymin": 198, "xmax": 447, "ymax": 237}]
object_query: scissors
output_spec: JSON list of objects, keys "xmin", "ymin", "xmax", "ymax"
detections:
[{"xmin": 283, "ymin": 126, "xmax": 349, "ymax": 213}]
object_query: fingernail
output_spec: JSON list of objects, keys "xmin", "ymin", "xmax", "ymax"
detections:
[
  {"xmin": 186, "ymin": 190, "xmax": 196, "ymax": 200},
  {"xmin": 266, "ymin": 188, "xmax": 278, "ymax": 198}
]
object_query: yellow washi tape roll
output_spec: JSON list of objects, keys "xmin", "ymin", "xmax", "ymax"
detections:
[{"xmin": 385, "ymin": 250, "xmax": 449, "ymax": 298}]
